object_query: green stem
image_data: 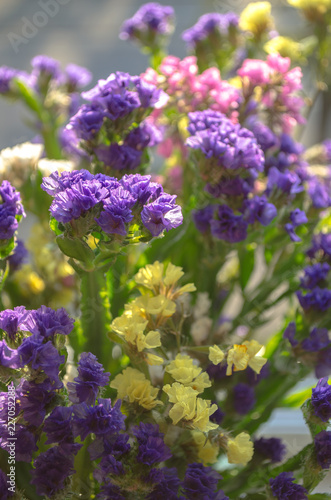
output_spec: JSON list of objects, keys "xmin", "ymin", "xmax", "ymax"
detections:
[
  {"xmin": 79, "ymin": 267, "xmax": 112, "ymax": 370},
  {"xmin": 41, "ymin": 122, "xmax": 62, "ymax": 159}
]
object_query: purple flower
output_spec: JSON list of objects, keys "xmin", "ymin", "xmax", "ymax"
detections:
[
  {"xmin": 67, "ymin": 104, "xmax": 104, "ymax": 141},
  {"xmin": 147, "ymin": 467, "xmax": 181, "ymax": 500},
  {"xmin": 250, "ymin": 120, "xmax": 277, "ymax": 152},
  {"xmin": 301, "ymin": 328, "xmax": 330, "ymax": 352},
  {"xmin": 67, "ymin": 352, "xmax": 110, "ymax": 405},
  {"xmin": 72, "ymin": 399, "xmax": 125, "ymax": 441},
  {"xmin": 124, "ymin": 121, "xmax": 163, "ymax": 149},
  {"xmin": 269, "ymin": 472, "xmax": 308, "ymax": 499},
  {"xmin": 267, "ymin": 167, "xmax": 303, "ymax": 195},
  {"xmin": 182, "ymin": 12, "xmax": 239, "ymax": 48},
  {"xmin": 311, "ymin": 378, "xmax": 331, "ymax": 422},
  {"xmin": 31, "ymin": 55, "xmax": 61, "ymax": 80},
  {"xmin": 20, "ymin": 306, "xmax": 74, "ymax": 339},
  {"xmin": 242, "ymin": 196, "xmax": 277, "ymax": 226},
  {"xmin": 187, "ymin": 112, "xmax": 264, "ymax": 175},
  {"xmin": 0, "ymin": 341, "xmax": 20, "ymax": 369},
  {"xmin": 290, "ymin": 209, "xmax": 308, "ymax": 226},
  {"xmin": 316, "ymin": 347, "xmax": 331, "ymax": 378},
  {"xmin": 308, "ymin": 178, "xmax": 331, "ymax": 208},
  {"xmin": 94, "ymin": 455, "xmax": 125, "ymax": 484},
  {"xmin": 183, "ymin": 463, "xmax": 228, "ymax": 500},
  {"xmin": 133, "ymin": 423, "xmax": 172, "ymax": 465},
  {"xmin": 31, "ymin": 444, "xmax": 80, "ymax": 497},
  {"xmin": 120, "ymin": 3, "xmax": 175, "ymax": 42},
  {"xmin": 0, "ymin": 469, "xmax": 14, "ymax": 498},
  {"xmin": 0, "ymin": 306, "xmax": 27, "ymax": 341},
  {"xmin": 43, "ymin": 406, "xmax": 74, "ymax": 444},
  {"xmin": 300, "ymin": 263, "xmax": 330, "ymax": 289},
  {"xmin": 65, "ymin": 63, "xmax": 92, "ymax": 90},
  {"xmin": 233, "ymin": 383, "xmax": 256, "ymax": 415},
  {"xmin": 141, "ymin": 193, "xmax": 183, "ymax": 236},
  {"xmin": 285, "ymin": 223, "xmax": 301, "ymax": 242},
  {"xmin": 0, "ymin": 181, "xmax": 25, "ymax": 240},
  {"xmin": 187, "ymin": 110, "xmax": 227, "ymax": 135},
  {"xmin": 14, "ymin": 426, "xmax": 39, "ymax": 462},
  {"xmin": 296, "ymin": 287, "xmax": 331, "ymax": 312},
  {"xmin": 210, "ymin": 205, "xmax": 248, "ymax": 243},
  {"xmin": 283, "ymin": 322, "xmax": 298, "ymax": 347},
  {"xmin": 314, "ymin": 430, "xmax": 331, "ymax": 469},
  {"xmin": 17, "ymin": 378, "xmax": 55, "ymax": 426},
  {"xmin": 307, "ymin": 232, "xmax": 331, "ymax": 260},
  {"xmin": 88, "ymin": 432, "xmax": 130, "ymax": 461},
  {"xmin": 96, "ymin": 143, "xmax": 142, "ymax": 171},
  {"xmin": 210, "ymin": 401, "xmax": 225, "ymax": 425},
  {"xmin": 8, "ymin": 240, "xmax": 28, "ymax": 271},
  {"xmin": 0, "ymin": 66, "xmax": 28, "ymax": 94},
  {"xmin": 192, "ymin": 205, "xmax": 214, "ymax": 233},
  {"xmin": 18, "ymin": 336, "xmax": 65, "ymax": 387},
  {"xmin": 254, "ymin": 437, "xmax": 286, "ymax": 463},
  {"xmin": 97, "ymin": 482, "xmax": 125, "ymax": 500}
]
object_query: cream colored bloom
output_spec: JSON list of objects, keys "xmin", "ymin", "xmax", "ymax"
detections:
[
  {"xmin": 209, "ymin": 345, "xmax": 225, "ymax": 365},
  {"xmin": 134, "ymin": 261, "xmax": 164, "ymax": 290},
  {"xmin": 110, "ymin": 367, "xmax": 162, "ymax": 410},
  {"xmin": 166, "ymin": 354, "xmax": 211, "ymax": 392},
  {"xmin": 163, "ymin": 262, "xmax": 184, "ymax": 286},
  {"xmin": 192, "ymin": 431, "xmax": 219, "ymax": 465},
  {"xmin": 227, "ymin": 433, "xmax": 254, "ymax": 465}
]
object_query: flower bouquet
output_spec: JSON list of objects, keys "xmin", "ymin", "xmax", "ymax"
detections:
[{"xmin": 0, "ymin": 1, "xmax": 331, "ymax": 499}]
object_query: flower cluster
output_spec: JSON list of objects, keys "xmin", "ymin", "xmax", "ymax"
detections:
[
  {"xmin": 42, "ymin": 170, "xmax": 183, "ymax": 246},
  {"xmin": 0, "ymin": 180, "xmax": 25, "ymax": 242}
]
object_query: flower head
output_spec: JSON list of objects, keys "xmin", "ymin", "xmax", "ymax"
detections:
[
  {"xmin": 227, "ymin": 432, "xmax": 254, "ymax": 465},
  {"xmin": 269, "ymin": 471, "xmax": 308, "ymax": 499},
  {"xmin": 311, "ymin": 378, "xmax": 331, "ymax": 422},
  {"xmin": 110, "ymin": 367, "xmax": 162, "ymax": 410}
]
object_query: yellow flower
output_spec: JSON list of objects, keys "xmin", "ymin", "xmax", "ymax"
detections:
[
  {"xmin": 14, "ymin": 265, "xmax": 45, "ymax": 295},
  {"xmin": 287, "ymin": 0, "xmax": 331, "ymax": 17},
  {"xmin": 226, "ymin": 344, "xmax": 249, "ymax": 376},
  {"xmin": 163, "ymin": 262, "xmax": 184, "ymax": 286},
  {"xmin": 239, "ymin": 2, "xmax": 273, "ymax": 37},
  {"xmin": 146, "ymin": 353, "xmax": 164, "ymax": 365},
  {"xmin": 166, "ymin": 354, "xmax": 211, "ymax": 392},
  {"xmin": 164, "ymin": 383, "xmax": 198, "ymax": 424},
  {"xmin": 175, "ymin": 283, "xmax": 197, "ymax": 297},
  {"xmin": 227, "ymin": 433, "xmax": 254, "ymax": 465},
  {"xmin": 110, "ymin": 367, "xmax": 162, "ymax": 410},
  {"xmin": 264, "ymin": 36, "xmax": 302, "ymax": 60},
  {"xmin": 209, "ymin": 345, "xmax": 225, "ymax": 365},
  {"xmin": 192, "ymin": 431, "xmax": 219, "ymax": 465},
  {"xmin": 111, "ymin": 313, "xmax": 148, "ymax": 337},
  {"xmin": 190, "ymin": 398, "xmax": 218, "ymax": 433},
  {"xmin": 136, "ymin": 330, "xmax": 161, "ymax": 352},
  {"xmin": 134, "ymin": 261, "xmax": 164, "ymax": 290},
  {"xmin": 243, "ymin": 340, "xmax": 268, "ymax": 374}
]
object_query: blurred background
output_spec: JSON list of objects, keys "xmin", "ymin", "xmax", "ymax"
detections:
[{"xmin": 1, "ymin": 0, "xmax": 323, "ymax": 149}]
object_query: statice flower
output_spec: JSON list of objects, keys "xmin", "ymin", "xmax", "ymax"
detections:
[
  {"xmin": 17, "ymin": 378, "xmax": 56, "ymax": 426},
  {"xmin": 0, "ymin": 340, "xmax": 21, "ymax": 368},
  {"xmin": 210, "ymin": 205, "xmax": 248, "ymax": 243},
  {"xmin": 119, "ymin": 3, "xmax": 175, "ymax": 45},
  {"xmin": 133, "ymin": 422, "xmax": 172, "ymax": 465},
  {"xmin": 314, "ymin": 430, "xmax": 331, "ymax": 469},
  {"xmin": 300, "ymin": 263, "xmax": 330, "ymax": 289},
  {"xmin": 20, "ymin": 305, "xmax": 75, "ymax": 339},
  {"xmin": 285, "ymin": 208, "xmax": 308, "ymax": 242},
  {"xmin": 254, "ymin": 437, "xmax": 286, "ymax": 463},
  {"xmin": 42, "ymin": 170, "xmax": 182, "ymax": 239},
  {"xmin": 242, "ymin": 196, "xmax": 277, "ymax": 226},
  {"xmin": 17, "ymin": 336, "xmax": 65, "ymax": 387},
  {"xmin": 65, "ymin": 63, "xmax": 92, "ymax": 90},
  {"xmin": 146, "ymin": 467, "xmax": 181, "ymax": 500},
  {"xmin": 0, "ymin": 66, "xmax": 29, "ymax": 94},
  {"xmin": 186, "ymin": 111, "xmax": 265, "ymax": 176},
  {"xmin": 269, "ymin": 472, "xmax": 308, "ymax": 499},
  {"xmin": 307, "ymin": 232, "xmax": 331, "ymax": 261},
  {"xmin": 67, "ymin": 104, "xmax": 104, "ymax": 142},
  {"xmin": 0, "ymin": 306, "xmax": 27, "ymax": 341},
  {"xmin": 267, "ymin": 167, "xmax": 303, "ymax": 196},
  {"xmin": 96, "ymin": 143, "xmax": 142, "ymax": 171},
  {"xmin": 72, "ymin": 399, "xmax": 125, "ymax": 441},
  {"xmin": 67, "ymin": 352, "xmax": 110, "ymax": 405},
  {"xmin": 301, "ymin": 328, "xmax": 330, "ymax": 351},
  {"xmin": 248, "ymin": 120, "xmax": 277, "ymax": 152},
  {"xmin": 308, "ymin": 177, "xmax": 331, "ymax": 209},
  {"xmin": 31, "ymin": 55, "xmax": 61, "ymax": 80},
  {"xmin": 0, "ymin": 180, "xmax": 25, "ymax": 240},
  {"xmin": 8, "ymin": 239, "xmax": 28, "ymax": 271},
  {"xmin": 296, "ymin": 287, "xmax": 331, "ymax": 312},
  {"xmin": 124, "ymin": 120, "xmax": 163, "ymax": 149},
  {"xmin": 233, "ymin": 383, "xmax": 256, "ymax": 414},
  {"xmin": 183, "ymin": 463, "xmax": 228, "ymax": 499},
  {"xmin": 182, "ymin": 12, "xmax": 239, "ymax": 48},
  {"xmin": 31, "ymin": 444, "xmax": 81, "ymax": 497},
  {"xmin": 97, "ymin": 482, "xmax": 125, "ymax": 500},
  {"xmin": 0, "ymin": 468, "xmax": 14, "ymax": 499},
  {"xmin": 43, "ymin": 406, "xmax": 74, "ymax": 444},
  {"xmin": 311, "ymin": 378, "xmax": 331, "ymax": 422},
  {"xmin": 192, "ymin": 205, "xmax": 214, "ymax": 233}
]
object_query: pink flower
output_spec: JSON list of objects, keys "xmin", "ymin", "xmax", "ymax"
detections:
[
  {"xmin": 267, "ymin": 53, "xmax": 290, "ymax": 74},
  {"xmin": 238, "ymin": 59, "xmax": 271, "ymax": 85}
]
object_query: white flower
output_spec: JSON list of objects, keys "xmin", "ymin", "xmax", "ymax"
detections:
[
  {"xmin": 193, "ymin": 292, "xmax": 211, "ymax": 319},
  {"xmin": 191, "ymin": 317, "xmax": 212, "ymax": 345}
]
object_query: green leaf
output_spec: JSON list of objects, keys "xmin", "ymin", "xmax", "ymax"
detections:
[
  {"xmin": 49, "ymin": 216, "xmax": 63, "ymax": 236},
  {"xmin": 0, "ymin": 237, "xmax": 15, "ymax": 260},
  {"xmin": 13, "ymin": 78, "xmax": 44, "ymax": 118},
  {"xmin": 280, "ymin": 387, "xmax": 312, "ymax": 408},
  {"xmin": 238, "ymin": 245, "xmax": 255, "ymax": 290},
  {"xmin": 56, "ymin": 235, "xmax": 95, "ymax": 268}
]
